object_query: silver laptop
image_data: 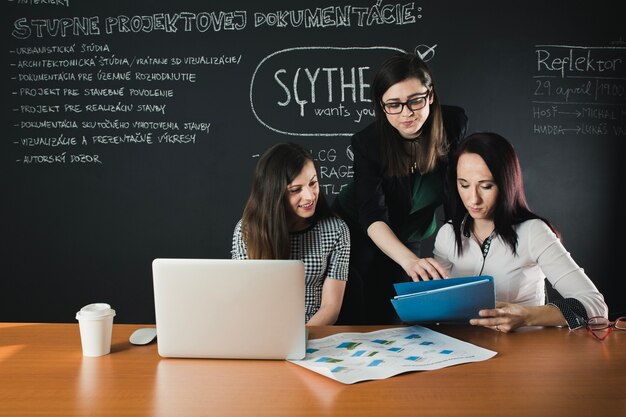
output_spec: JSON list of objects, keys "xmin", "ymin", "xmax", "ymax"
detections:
[{"xmin": 152, "ymin": 258, "xmax": 306, "ymax": 360}]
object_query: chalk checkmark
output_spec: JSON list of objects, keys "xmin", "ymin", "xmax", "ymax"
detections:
[{"xmin": 415, "ymin": 44, "xmax": 437, "ymax": 62}]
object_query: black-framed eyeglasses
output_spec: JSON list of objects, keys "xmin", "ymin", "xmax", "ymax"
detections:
[
  {"xmin": 381, "ymin": 91, "xmax": 431, "ymax": 114},
  {"xmin": 586, "ymin": 316, "xmax": 626, "ymax": 341}
]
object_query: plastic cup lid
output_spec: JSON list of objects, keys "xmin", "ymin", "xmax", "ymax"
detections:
[{"xmin": 76, "ymin": 303, "xmax": 116, "ymax": 320}]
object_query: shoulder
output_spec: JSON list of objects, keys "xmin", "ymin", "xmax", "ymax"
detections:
[
  {"xmin": 436, "ymin": 222, "xmax": 455, "ymax": 240},
  {"xmin": 231, "ymin": 219, "xmax": 248, "ymax": 258},
  {"xmin": 516, "ymin": 219, "xmax": 558, "ymax": 246},
  {"xmin": 441, "ymin": 105, "xmax": 468, "ymax": 127},
  {"xmin": 232, "ymin": 220, "xmax": 245, "ymax": 242},
  {"xmin": 516, "ymin": 218, "xmax": 554, "ymax": 234},
  {"xmin": 313, "ymin": 217, "xmax": 350, "ymax": 243},
  {"xmin": 351, "ymin": 122, "xmax": 378, "ymax": 149},
  {"xmin": 434, "ymin": 222, "xmax": 457, "ymax": 256},
  {"xmin": 441, "ymin": 105, "xmax": 468, "ymax": 144},
  {"xmin": 317, "ymin": 216, "xmax": 349, "ymax": 234}
]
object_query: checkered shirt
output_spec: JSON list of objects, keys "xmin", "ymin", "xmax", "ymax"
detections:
[{"xmin": 231, "ymin": 217, "xmax": 350, "ymax": 322}]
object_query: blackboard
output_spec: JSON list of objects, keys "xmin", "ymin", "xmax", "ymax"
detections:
[{"xmin": 2, "ymin": 0, "xmax": 625, "ymax": 323}]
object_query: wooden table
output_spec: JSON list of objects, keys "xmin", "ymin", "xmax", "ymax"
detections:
[{"xmin": 0, "ymin": 323, "xmax": 624, "ymax": 417}]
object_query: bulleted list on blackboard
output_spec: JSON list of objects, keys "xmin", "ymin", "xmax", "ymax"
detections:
[{"xmin": 8, "ymin": 40, "xmax": 227, "ymax": 165}]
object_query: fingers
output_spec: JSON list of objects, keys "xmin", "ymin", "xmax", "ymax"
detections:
[
  {"xmin": 470, "ymin": 305, "xmax": 518, "ymax": 332},
  {"xmin": 470, "ymin": 308, "xmax": 504, "ymax": 327},
  {"xmin": 426, "ymin": 258, "xmax": 449, "ymax": 278},
  {"xmin": 470, "ymin": 317, "xmax": 499, "ymax": 327},
  {"xmin": 494, "ymin": 324, "xmax": 508, "ymax": 333},
  {"xmin": 408, "ymin": 270, "xmax": 420, "ymax": 281},
  {"xmin": 408, "ymin": 258, "xmax": 449, "ymax": 281},
  {"xmin": 470, "ymin": 318, "xmax": 510, "ymax": 332},
  {"xmin": 478, "ymin": 308, "xmax": 504, "ymax": 317}
]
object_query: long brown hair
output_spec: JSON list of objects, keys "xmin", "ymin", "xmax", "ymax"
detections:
[
  {"xmin": 241, "ymin": 143, "xmax": 332, "ymax": 259},
  {"xmin": 372, "ymin": 53, "xmax": 448, "ymax": 177}
]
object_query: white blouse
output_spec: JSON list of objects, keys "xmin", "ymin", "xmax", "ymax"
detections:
[{"xmin": 433, "ymin": 219, "xmax": 608, "ymax": 319}]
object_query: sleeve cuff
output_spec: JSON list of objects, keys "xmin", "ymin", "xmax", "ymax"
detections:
[{"xmin": 549, "ymin": 298, "xmax": 588, "ymax": 330}]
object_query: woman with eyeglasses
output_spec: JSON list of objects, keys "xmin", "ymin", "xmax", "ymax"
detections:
[
  {"xmin": 232, "ymin": 143, "xmax": 350, "ymax": 325},
  {"xmin": 334, "ymin": 53, "xmax": 468, "ymax": 324},
  {"xmin": 433, "ymin": 132, "xmax": 608, "ymax": 332}
]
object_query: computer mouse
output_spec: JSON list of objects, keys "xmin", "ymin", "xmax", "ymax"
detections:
[{"xmin": 129, "ymin": 327, "xmax": 157, "ymax": 345}]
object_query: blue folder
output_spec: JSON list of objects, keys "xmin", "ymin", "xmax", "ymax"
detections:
[{"xmin": 390, "ymin": 276, "xmax": 495, "ymax": 323}]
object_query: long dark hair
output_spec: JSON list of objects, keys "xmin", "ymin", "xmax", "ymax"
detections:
[
  {"xmin": 372, "ymin": 52, "xmax": 448, "ymax": 177},
  {"xmin": 241, "ymin": 142, "xmax": 333, "ymax": 259},
  {"xmin": 449, "ymin": 132, "xmax": 558, "ymax": 255}
]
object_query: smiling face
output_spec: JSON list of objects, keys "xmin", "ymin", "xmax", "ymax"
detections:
[
  {"xmin": 456, "ymin": 153, "xmax": 499, "ymax": 222},
  {"xmin": 285, "ymin": 160, "xmax": 319, "ymax": 230},
  {"xmin": 381, "ymin": 78, "xmax": 433, "ymax": 139}
]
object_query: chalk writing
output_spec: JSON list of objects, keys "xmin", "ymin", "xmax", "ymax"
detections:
[
  {"xmin": 533, "ymin": 106, "xmax": 626, "ymax": 120},
  {"xmin": 96, "ymin": 70, "xmax": 130, "ymax": 80},
  {"xmin": 16, "ymin": 0, "xmax": 70, "ymax": 6},
  {"xmin": 11, "ymin": 11, "xmax": 248, "ymax": 39},
  {"xmin": 91, "ymin": 133, "xmax": 153, "ymax": 145},
  {"xmin": 180, "ymin": 55, "xmax": 242, "ymax": 65},
  {"xmin": 85, "ymin": 103, "xmax": 133, "ymax": 113},
  {"xmin": 103, "ymin": 12, "xmax": 247, "ymax": 34},
  {"xmin": 275, "ymin": 66, "xmax": 371, "ymax": 113},
  {"xmin": 309, "ymin": 146, "xmax": 354, "ymax": 195},
  {"xmin": 16, "ymin": 57, "xmax": 96, "ymax": 68},
  {"xmin": 129, "ymin": 88, "xmax": 174, "ymax": 97},
  {"xmin": 18, "ymin": 104, "xmax": 61, "ymax": 113},
  {"xmin": 7, "ymin": 4, "xmax": 417, "ymax": 171},
  {"xmin": 14, "ymin": 44, "xmax": 76, "ymax": 54},
  {"xmin": 12, "ymin": 16, "xmax": 101, "ymax": 39},
  {"xmin": 536, "ymin": 46, "xmax": 624, "ymax": 78},
  {"xmin": 17, "ymin": 72, "xmax": 77, "ymax": 81},
  {"xmin": 134, "ymin": 72, "xmax": 196, "ymax": 82},
  {"xmin": 19, "ymin": 134, "xmax": 77, "ymax": 146},
  {"xmin": 19, "ymin": 120, "xmax": 78, "ymax": 128},
  {"xmin": 254, "ymin": 2, "xmax": 418, "ymax": 28},
  {"xmin": 19, "ymin": 152, "xmax": 103, "ymax": 164},
  {"xmin": 83, "ymin": 87, "xmax": 125, "ymax": 96},
  {"xmin": 531, "ymin": 45, "xmax": 626, "ymax": 137},
  {"xmin": 250, "ymin": 46, "xmax": 404, "ymax": 136},
  {"xmin": 11, "ymin": 2, "xmax": 420, "ymax": 39},
  {"xmin": 81, "ymin": 43, "xmax": 109, "ymax": 52},
  {"xmin": 414, "ymin": 44, "xmax": 436, "ymax": 62}
]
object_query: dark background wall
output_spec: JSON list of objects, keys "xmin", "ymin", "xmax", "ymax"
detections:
[{"xmin": 2, "ymin": 0, "xmax": 624, "ymax": 323}]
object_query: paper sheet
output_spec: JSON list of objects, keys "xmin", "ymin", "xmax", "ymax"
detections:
[{"xmin": 289, "ymin": 325, "xmax": 497, "ymax": 384}]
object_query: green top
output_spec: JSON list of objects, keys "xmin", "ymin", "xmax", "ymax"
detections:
[
  {"xmin": 404, "ymin": 170, "xmax": 442, "ymax": 243},
  {"xmin": 336, "ymin": 169, "xmax": 443, "ymax": 244}
]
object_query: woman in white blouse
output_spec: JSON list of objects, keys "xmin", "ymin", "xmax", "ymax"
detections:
[{"xmin": 433, "ymin": 132, "xmax": 608, "ymax": 332}]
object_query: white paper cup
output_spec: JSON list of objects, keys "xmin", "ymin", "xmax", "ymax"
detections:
[{"xmin": 76, "ymin": 303, "xmax": 116, "ymax": 357}]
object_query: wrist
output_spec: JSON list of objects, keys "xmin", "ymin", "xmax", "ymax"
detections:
[
  {"xmin": 524, "ymin": 304, "xmax": 565, "ymax": 327},
  {"xmin": 398, "ymin": 255, "xmax": 420, "ymax": 272},
  {"xmin": 522, "ymin": 306, "xmax": 537, "ymax": 327}
]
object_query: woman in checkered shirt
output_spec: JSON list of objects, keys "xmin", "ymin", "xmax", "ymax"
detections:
[{"xmin": 232, "ymin": 143, "xmax": 350, "ymax": 325}]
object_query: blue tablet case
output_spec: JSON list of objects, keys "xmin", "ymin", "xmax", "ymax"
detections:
[{"xmin": 390, "ymin": 276, "xmax": 496, "ymax": 323}]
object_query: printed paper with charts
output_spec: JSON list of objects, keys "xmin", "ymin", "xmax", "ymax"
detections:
[{"xmin": 289, "ymin": 325, "xmax": 497, "ymax": 384}]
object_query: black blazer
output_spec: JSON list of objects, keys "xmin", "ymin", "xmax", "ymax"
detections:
[{"xmin": 349, "ymin": 105, "xmax": 468, "ymax": 239}]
